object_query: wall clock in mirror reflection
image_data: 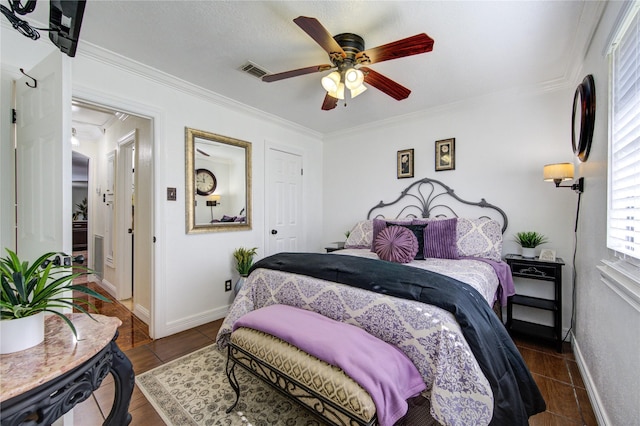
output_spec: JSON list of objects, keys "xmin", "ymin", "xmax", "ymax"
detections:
[
  {"xmin": 195, "ymin": 168, "xmax": 217, "ymax": 195},
  {"xmin": 572, "ymin": 74, "xmax": 595, "ymax": 162}
]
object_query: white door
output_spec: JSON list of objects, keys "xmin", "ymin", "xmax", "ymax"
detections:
[
  {"xmin": 266, "ymin": 147, "xmax": 303, "ymax": 255},
  {"xmin": 116, "ymin": 132, "xmax": 136, "ymax": 301},
  {"xmin": 15, "ymin": 51, "xmax": 72, "ymax": 260}
]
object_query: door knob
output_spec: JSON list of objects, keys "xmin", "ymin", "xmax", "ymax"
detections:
[{"xmin": 271, "ymin": 229, "xmax": 278, "ymax": 235}]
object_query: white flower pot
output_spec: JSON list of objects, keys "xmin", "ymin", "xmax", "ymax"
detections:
[
  {"xmin": 0, "ymin": 312, "xmax": 45, "ymax": 354},
  {"xmin": 234, "ymin": 276, "xmax": 247, "ymax": 296},
  {"xmin": 521, "ymin": 247, "xmax": 536, "ymax": 258}
]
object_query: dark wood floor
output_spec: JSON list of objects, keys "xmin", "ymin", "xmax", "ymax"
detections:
[{"xmin": 73, "ymin": 282, "xmax": 597, "ymax": 425}]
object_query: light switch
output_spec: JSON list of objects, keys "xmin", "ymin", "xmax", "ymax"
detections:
[{"xmin": 167, "ymin": 187, "xmax": 177, "ymax": 201}]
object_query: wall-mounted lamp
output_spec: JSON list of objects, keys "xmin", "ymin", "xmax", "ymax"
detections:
[
  {"xmin": 207, "ymin": 194, "xmax": 221, "ymax": 222},
  {"xmin": 206, "ymin": 194, "xmax": 221, "ymax": 207},
  {"xmin": 543, "ymin": 163, "xmax": 584, "ymax": 193}
]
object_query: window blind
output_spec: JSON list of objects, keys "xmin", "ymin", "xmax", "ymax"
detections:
[{"xmin": 609, "ymin": 6, "xmax": 640, "ymax": 259}]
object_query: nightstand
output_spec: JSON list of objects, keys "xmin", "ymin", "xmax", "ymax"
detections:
[
  {"xmin": 324, "ymin": 242, "xmax": 345, "ymax": 253},
  {"xmin": 505, "ymin": 254, "xmax": 565, "ymax": 352}
]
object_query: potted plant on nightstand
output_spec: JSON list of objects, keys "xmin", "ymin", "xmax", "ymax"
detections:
[
  {"xmin": 514, "ymin": 231, "xmax": 549, "ymax": 258},
  {"xmin": 232, "ymin": 247, "xmax": 258, "ymax": 295},
  {"xmin": 0, "ymin": 249, "xmax": 109, "ymax": 354}
]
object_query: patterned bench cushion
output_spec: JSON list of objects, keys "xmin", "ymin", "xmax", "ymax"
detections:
[{"xmin": 231, "ymin": 327, "xmax": 376, "ymax": 423}]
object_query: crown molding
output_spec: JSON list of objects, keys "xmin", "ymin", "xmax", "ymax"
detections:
[{"xmin": 75, "ymin": 42, "xmax": 322, "ymax": 140}]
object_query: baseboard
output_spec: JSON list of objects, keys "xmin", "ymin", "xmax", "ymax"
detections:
[
  {"xmin": 572, "ymin": 335, "xmax": 610, "ymax": 425},
  {"xmin": 163, "ymin": 305, "xmax": 229, "ymax": 337},
  {"xmin": 134, "ymin": 303, "xmax": 150, "ymax": 325},
  {"xmin": 96, "ymin": 278, "xmax": 117, "ymax": 299}
]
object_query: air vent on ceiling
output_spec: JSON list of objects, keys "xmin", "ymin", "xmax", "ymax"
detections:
[{"xmin": 239, "ymin": 61, "xmax": 269, "ymax": 79}]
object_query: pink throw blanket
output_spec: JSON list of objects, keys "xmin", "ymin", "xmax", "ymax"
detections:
[{"xmin": 233, "ymin": 304, "xmax": 426, "ymax": 426}]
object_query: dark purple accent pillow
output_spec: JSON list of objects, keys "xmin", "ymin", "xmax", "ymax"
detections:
[
  {"xmin": 396, "ymin": 224, "xmax": 426, "ymax": 260},
  {"xmin": 373, "ymin": 226, "xmax": 419, "ymax": 264},
  {"xmin": 424, "ymin": 218, "xmax": 459, "ymax": 259},
  {"xmin": 220, "ymin": 215, "xmax": 236, "ymax": 222},
  {"xmin": 371, "ymin": 219, "xmax": 389, "ymax": 252}
]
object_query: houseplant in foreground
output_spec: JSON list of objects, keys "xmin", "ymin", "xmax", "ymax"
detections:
[
  {"xmin": 0, "ymin": 249, "xmax": 109, "ymax": 353},
  {"xmin": 232, "ymin": 247, "xmax": 258, "ymax": 295},
  {"xmin": 514, "ymin": 231, "xmax": 549, "ymax": 258}
]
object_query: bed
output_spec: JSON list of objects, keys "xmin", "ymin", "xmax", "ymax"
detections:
[{"xmin": 216, "ymin": 177, "xmax": 545, "ymax": 426}]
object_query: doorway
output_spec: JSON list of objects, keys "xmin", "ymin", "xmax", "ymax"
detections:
[
  {"xmin": 71, "ymin": 151, "xmax": 89, "ymax": 270},
  {"xmin": 72, "ymin": 100, "xmax": 154, "ymax": 327}
]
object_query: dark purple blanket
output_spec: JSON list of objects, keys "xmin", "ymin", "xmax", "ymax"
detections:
[{"xmin": 233, "ymin": 304, "xmax": 426, "ymax": 426}]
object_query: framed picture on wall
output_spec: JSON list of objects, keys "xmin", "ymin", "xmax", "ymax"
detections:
[
  {"xmin": 435, "ymin": 138, "xmax": 455, "ymax": 171},
  {"xmin": 397, "ymin": 149, "xmax": 414, "ymax": 179}
]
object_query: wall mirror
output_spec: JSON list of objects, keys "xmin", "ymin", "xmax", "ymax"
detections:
[{"xmin": 185, "ymin": 127, "xmax": 252, "ymax": 233}]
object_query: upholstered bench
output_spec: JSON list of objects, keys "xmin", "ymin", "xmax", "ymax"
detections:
[{"xmin": 226, "ymin": 327, "xmax": 378, "ymax": 426}]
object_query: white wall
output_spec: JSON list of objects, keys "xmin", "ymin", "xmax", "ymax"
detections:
[
  {"xmin": 0, "ymin": 28, "xmax": 324, "ymax": 338},
  {"xmin": 323, "ymin": 86, "xmax": 578, "ymax": 332},
  {"xmin": 70, "ymin": 47, "xmax": 324, "ymax": 338},
  {"xmin": 571, "ymin": 2, "xmax": 640, "ymax": 425}
]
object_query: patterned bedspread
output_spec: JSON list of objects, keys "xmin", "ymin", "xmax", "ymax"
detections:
[
  {"xmin": 217, "ymin": 265, "xmax": 495, "ymax": 426},
  {"xmin": 336, "ymin": 248, "xmax": 500, "ymax": 305}
]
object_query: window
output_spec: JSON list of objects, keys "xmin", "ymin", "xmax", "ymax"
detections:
[{"xmin": 608, "ymin": 3, "xmax": 640, "ymax": 260}]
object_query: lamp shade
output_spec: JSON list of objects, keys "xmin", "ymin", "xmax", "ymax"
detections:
[
  {"xmin": 543, "ymin": 163, "xmax": 574, "ymax": 182},
  {"xmin": 328, "ymin": 82, "xmax": 345, "ymax": 100},
  {"xmin": 209, "ymin": 194, "xmax": 221, "ymax": 202},
  {"xmin": 350, "ymin": 84, "xmax": 367, "ymax": 98},
  {"xmin": 344, "ymin": 68, "xmax": 364, "ymax": 90},
  {"xmin": 321, "ymin": 71, "xmax": 341, "ymax": 93}
]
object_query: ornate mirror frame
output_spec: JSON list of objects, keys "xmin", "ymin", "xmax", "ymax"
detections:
[{"xmin": 185, "ymin": 127, "xmax": 252, "ymax": 233}]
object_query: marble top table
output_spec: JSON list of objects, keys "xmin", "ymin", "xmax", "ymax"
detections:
[{"xmin": 0, "ymin": 313, "xmax": 134, "ymax": 425}]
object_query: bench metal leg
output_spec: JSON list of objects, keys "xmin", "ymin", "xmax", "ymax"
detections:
[{"xmin": 225, "ymin": 346, "xmax": 240, "ymax": 413}]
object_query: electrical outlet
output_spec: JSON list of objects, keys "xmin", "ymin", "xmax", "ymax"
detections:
[{"xmin": 225, "ymin": 280, "xmax": 232, "ymax": 292}]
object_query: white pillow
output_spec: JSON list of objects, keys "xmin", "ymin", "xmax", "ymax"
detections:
[{"xmin": 456, "ymin": 218, "xmax": 503, "ymax": 261}]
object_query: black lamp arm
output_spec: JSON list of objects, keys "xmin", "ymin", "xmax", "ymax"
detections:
[{"xmin": 554, "ymin": 177, "xmax": 584, "ymax": 193}]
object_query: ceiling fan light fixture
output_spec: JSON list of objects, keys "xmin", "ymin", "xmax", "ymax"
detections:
[
  {"xmin": 344, "ymin": 68, "xmax": 364, "ymax": 90},
  {"xmin": 328, "ymin": 82, "xmax": 345, "ymax": 100},
  {"xmin": 321, "ymin": 71, "xmax": 341, "ymax": 93},
  {"xmin": 350, "ymin": 84, "xmax": 367, "ymax": 98}
]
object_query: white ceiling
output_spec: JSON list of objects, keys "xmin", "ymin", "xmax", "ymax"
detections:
[{"xmin": 39, "ymin": 1, "xmax": 604, "ymax": 135}]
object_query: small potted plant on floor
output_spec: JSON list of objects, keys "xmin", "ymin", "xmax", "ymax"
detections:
[
  {"xmin": 232, "ymin": 247, "xmax": 258, "ymax": 295},
  {"xmin": 514, "ymin": 231, "xmax": 549, "ymax": 258},
  {"xmin": 0, "ymin": 249, "xmax": 109, "ymax": 353}
]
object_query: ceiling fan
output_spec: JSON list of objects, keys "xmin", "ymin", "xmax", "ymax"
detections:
[{"xmin": 262, "ymin": 16, "xmax": 434, "ymax": 110}]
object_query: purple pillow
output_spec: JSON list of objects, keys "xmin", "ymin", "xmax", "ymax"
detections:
[
  {"xmin": 424, "ymin": 218, "xmax": 459, "ymax": 259},
  {"xmin": 370, "ymin": 218, "xmax": 414, "ymax": 253},
  {"xmin": 396, "ymin": 223, "xmax": 426, "ymax": 260},
  {"xmin": 373, "ymin": 226, "xmax": 419, "ymax": 264}
]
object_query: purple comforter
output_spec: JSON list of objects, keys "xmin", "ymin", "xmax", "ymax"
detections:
[{"xmin": 233, "ymin": 304, "xmax": 426, "ymax": 426}]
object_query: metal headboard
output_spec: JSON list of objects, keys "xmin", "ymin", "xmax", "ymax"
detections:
[{"xmin": 367, "ymin": 177, "xmax": 509, "ymax": 233}]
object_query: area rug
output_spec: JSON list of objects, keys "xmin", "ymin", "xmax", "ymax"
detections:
[
  {"xmin": 136, "ymin": 345, "xmax": 325, "ymax": 425},
  {"xmin": 136, "ymin": 344, "xmax": 437, "ymax": 426}
]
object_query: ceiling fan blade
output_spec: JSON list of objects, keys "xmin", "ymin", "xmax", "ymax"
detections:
[
  {"xmin": 361, "ymin": 67, "xmax": 411, "ymax": 101},
  {"xmin": 294, "ymin": 16, "xmax": 346, "ymax": 60},
  {"xmin": 321, "ymin": 93, "xmax": 338, "ymax": 110},
  {"xmin": 262, "ymin": 64, "xmax": 333, "ymax": 82},
  {"xmin": 356, "ymin": 33, "xmax": 434, "ymax": 65},
  {"xmin": 196, "ymin": 148, "xmax": 210, "ymax": 157}
]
